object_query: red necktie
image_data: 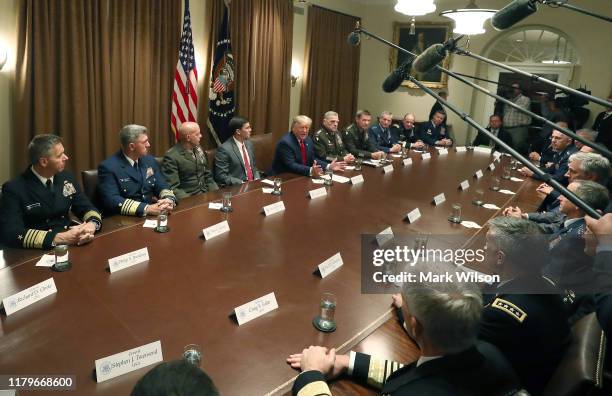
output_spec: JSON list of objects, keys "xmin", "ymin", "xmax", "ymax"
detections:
[
  {"xmin": 299, "ymin": 139, "xmax": 307, "ymax": 165},
  {"xmin": 241, "ymin": 144, "xmax": 254, "ymax": 181}
]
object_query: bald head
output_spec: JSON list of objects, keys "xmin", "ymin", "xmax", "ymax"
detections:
[{"xmin": 178, "ymin": 122, "xmax": 202, "ymax": 147}]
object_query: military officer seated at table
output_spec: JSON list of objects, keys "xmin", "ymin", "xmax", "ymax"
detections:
[
  {"xmin": 287, "ymin": 262, "xmax": 520, "ymax": 396},
  {"xmin": 520, "ymin": 124, "xmax": 577, "ymax": 184},
  {"xmin": 393, "ymin": 113, "xmax": 424, "ymax": 149},
  {"xmin": 415, "ymin": 109, "xmax": 453, "ymax": 147},
  {"xmin": 98, "ymin": 124, "xmax": 176, "ymax": 217},
  {"xmin": 342, "ymin": 110, "xmax": 384, "ymax": 160},
  {"xmin": 312, "ymin": 111, "xmax": 355, "ymax": 164},
  {"xmin": 214, "ymin": 116, "xmax": 261, "ymax": 186},
  {"xmin": 0, "ymin": 134, "xmax": 102, "ymax": 249},
  {"xmin": 472, "ymin": 115, "xmax": 512, "ymax": 152},
  {"xmin": 162, "ymin": 122, "xmax": 218, "ymax": 199},
  {"xmin": 368, "ymin": 111, "xmax": 402, "ymax": 154},
  {"xmin": 270, "ymin": 115, "xmax": 346, "ymax": 177}
]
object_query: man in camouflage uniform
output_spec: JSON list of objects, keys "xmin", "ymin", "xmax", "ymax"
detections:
[
  {"xmin": 342, "ymin": 110, "xmax": 384, "ymax": 160},
  {"xmin": 312, "ymin": 111, "xmax": 355, "ymax": 163}
]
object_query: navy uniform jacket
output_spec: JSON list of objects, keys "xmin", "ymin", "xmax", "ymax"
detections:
[
  {"xmin": 536, "ymin": 144, "xmax": 577, "ymax": 184},
  {"xmin": 270, "ymin": 132, "xmax": 329, "ymax": 176},
  {"xmin": 479, "ymin": 276, "xmax": 571, "ymax": 395},
  {"xmin": 393, "ymin": 125, "xmax": 418, "ymax": 143},
  {"xmin": 545, "ymin": 218, "xmax": 594, "ymax": 291},
  {"xmin": 292, "ymin": 341, "xmax": 519, "ymax": 396},
  {"xmin": 214, "ymin": 138, "xmax": 261, "ymax": 187},
  {"xmin": 368, "ymin": 124, "xmax": 399, "ymax": 153},
  {"xmin": 98, "ymin": 151, "xmax": 176, "ymax": 216},
  {"xmin": 415, "ymin": 121, "xmax": 452, "ymax": 146},
  {"xmin": 0, "ymin": 168, "xmax": 102, "ymax": 249}
]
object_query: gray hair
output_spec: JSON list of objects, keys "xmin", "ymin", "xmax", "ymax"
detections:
[
  {"xmin": 569, "ymin": 152, "xmax": 610, "ymax": 184},
  {"xmin": 379, "ymin": 111, "xmax": 393, "ymax": 119},
  {"xmin": 401, "ymin": 261, "xmax": 482, "ymax": 354},
  {"xmin": 487, "ymin": 217, "xmax": 545, "ymax": 272},
  {"xmin": 28, "ymin": 134, "xmax": 63, "ymax": 165},
  {"xmin": 291, "ymin": 115, "xmax": 312, "ymax": 128},
  {"xmin": 119, "ymin": 124, "xmax": 148, "ymax": 148},
  {"xmin": 572, "ymin": 180, "xmax": 610, "ymax": 212},
  {"xmin": 323, "ymin": 111, "xmax": 338, "ymax": 120},
  {"xmin": 576, "ymin": 128, "xmax": 598, "ymax": 143}
]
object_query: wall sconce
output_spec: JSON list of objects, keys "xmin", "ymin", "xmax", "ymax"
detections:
[{"xmin": 291, "ymin": 61, "xmax": 301, "ymax": 87}]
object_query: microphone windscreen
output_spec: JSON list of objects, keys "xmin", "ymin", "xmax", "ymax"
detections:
[
  {"xmin": 347, "ymin": 31, "xmax": 361, "ymax": 46},
  {"xmin": 382, "ymin": 69, "xmax": 405, "ymax": 93},
  {"xmin": 491, "ymin": 0, "xmax": 538, "ymax": 31},
  {"xmin": 413, "ymin": 44, "xmax": 446, "ymax": 74}
]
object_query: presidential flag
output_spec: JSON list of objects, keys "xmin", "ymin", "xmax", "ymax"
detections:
[
  {"xmin": 171, "ymin": 0, "xmax": 198, "ymax": 141},
  {"xmin": 207, "ymin": 5, "xmax": 235, "ymax": 145}
]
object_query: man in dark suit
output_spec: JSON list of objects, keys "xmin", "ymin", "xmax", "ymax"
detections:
[
  {"xmin": 472, "ymin": 115, "xmax": 512, "ymax": 152},
  {"xmin": 368, "ymin": 111, "xmax": 401, "ymax": 154},
  {"xmin": 98, "ymin": 124, "xmax": 176, "ymax": 217},
  {"xmin": 270, "ymin": 115, "xmax": 345, "ymax": 177},
  {"xmin": 0, "ymin": 134, "xmax": 101, "ymax": 249},
  {"xmin": 592, "ymin": 95, "xmax": 612, "ymax": 151},
  {"xmin": 395, "ymin": 113, "xmax": 424, "ymax": 149},
  {"xmin": 415, "ymin": 110, "xmax": 453, "ymax": 147},
  {"xmin": 287, "ymin": 262, "xmax": 520, "ymax": 396},
  {"xmin": 162, "ymin": 122, "xmax": 218, "ymax": 199},
  {"xmin": 479, "ymin": 217, "xmax": 571, "ymax": 395},
  {"xmin": 428, "ymin": 91, "xmax": 447, "ymax": 128},
  {"xmin": 214, "ymin": 117, "xmax": 261, "ymax": 186}
]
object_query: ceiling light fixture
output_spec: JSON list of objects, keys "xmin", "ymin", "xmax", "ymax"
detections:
[{"xmin": 440, "ymin": 0, "xmax": 497, "ymax": 36}]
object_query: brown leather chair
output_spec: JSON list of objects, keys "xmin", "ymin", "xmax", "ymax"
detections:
[
  {"xmin": 205, "ymin": 149, "xmax": 216, "ymax": 171},
  {"xmin": 81, "ymin": 169, "xmax": 99, "ymax": 204},
  {"xmin": 250, "ymin": 133, "xmax": 275, "ymax": 174},
  {"xmin": 543, "ymin": 312, "xmax": 606, "ymax": 396}
]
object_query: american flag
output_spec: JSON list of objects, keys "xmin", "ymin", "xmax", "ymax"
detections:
[{"xmin": 171, "ymin": 0, "xmax": 198, "ymax": 141}]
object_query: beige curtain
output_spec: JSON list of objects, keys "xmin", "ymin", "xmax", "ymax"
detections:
[
  {"xmin": 202, "ymin": 0, "xmax": 293, "ymax": 146},
  {"xmin": 299, "ymin": 5, "xmax": 360, "ymax": 130},
  {"xmin": 14, "ymin": 0, "xmax": 181, "ymax": 175}
]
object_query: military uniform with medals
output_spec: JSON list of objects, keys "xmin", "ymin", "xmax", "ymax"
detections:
[
  {"xmin": 162, "ymin": 143, "xmax": 218, "ymax": 199},
  {"xmin": 342, "ymin": 123, "xmax": 378, "ymax": 159},
  {"xmin": 537, "ymin": 144, "xmax": 577, "ymax": 184},
  {"xmin": 312, "ymin": 127, "xmax": 349, "ymax": 162},
  {"xmin": 0, "ymin": 168, "xmax": 102, "ymax": 249}
]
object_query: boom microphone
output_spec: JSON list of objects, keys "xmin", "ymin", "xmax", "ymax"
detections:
[
  {"xmin": 412, "ymin": 35, "xmax": 464, "ymax": 74},
  {"xmin": 347, "ymin": 31, "xmax": 361, "ymax": 46},
  {"xmin": 382, "ymin": 59, "xmax": 413, "ymax": 93},
  {"xmin": 491, "ymin": 0, "xmax": 538, "ymax": 30}
]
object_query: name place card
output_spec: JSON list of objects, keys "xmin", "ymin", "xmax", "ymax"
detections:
[
  {"xmin": 459, "ymin": 180, "xmax": 470, "ymax": 191},
  {"xmin": 438, "ymin": 148, "xmax": 449, "ymax": 155},
  {"xmin": 262, "ymin": 201, "xmax": 285, "ymax": 216},
  {"xmin": 403, "ymin": 158, "xmax": 412, "ymax": 166},
  {"xmin": 510, "ymin": 177, "xmax": 524, "ymax": 182},
  {"xmin": 383, "ymin": 164, "xmax": 394, "ymax": 173},
  {"xmin": 460, "ymin": 221, "xmax": 482, "ymax": 229},
  {"xmin": 202, "ymin": 220, "xmax": 230, "ymax": 240},
  {"xmin": 474, "ymin": 146, "xmax": 492, "ymax": 154},
  {"xmin": 234, "ymin": 292, "xmax": 279, "ymax": 325},
  {"xmin": 376, "ymin": 227, "xmax": 394, "ymax": 247},
  {"xmin": 406, "ymin": 208, "xmax": 421, "ymax": 223},
  {"xmin": 35, "ymin": 254, "xmax": 55, "ymax": 267},
  {"xmin": 433, "ymin": 193, "xmax": 446, "ymax": 206},
  {"xmin": 262, "ymin": 188, "xmax": 274, "ymax": 194},
  {"xmin": 493, "ymin": 151, "xmax": 502, "ymax": 160},
  {"xmin": 422, "ymin": 153, "xmax": 431, "ymax": 160},
  {"xmin": 308, "ymin": 187, "xmax": 327, "ymax": 200},
  {"xmin": 332, "ymin": 174, "xmax": 351, "ymax": 183},
  {"xmin": 455, "ymin": 146, "xmax": 467, "ymax": 152},
  {"xmin": 488, "ymin": 163, "xmax": 496, "ymax": 171},
  {"xmin": 95, "ymin": 340, "xmax": 163, "ymax": 383},
  {"xmin": 350, "ymin": 174, "xmax": 364, "ymax": 185},
  {"xmin": 474, "ymin": 169, "xmax": 484, "ymax": 179},
  {"xmin": 261, "ymin": 179, "xmax": 275, "ymax": 186},
  {"xmin": 498, "ymin": 189, "xmax": 516, "ymax": 195},
  {"xmin": 483, "ymin": 203, "xmax": 501, "ymax": 210},
  {"xmin": 311, "ymin": 178, "xmax": 325, "ymax": 184},
  {"xmin": 317, "ymin": 252, "xmax": 344, "ymax": 278},
  {"xmin": 142, "ymin": 219, "xmax": 157, "ymax": 228},
  {"xmin": 2, "ymin": 277, "xmax": 57, "ymax": 316},
  {"xmin": 108, "ymin": 248, "xmax": 149, "ymax": 273},
  {"xmin": 208, "ymin": 202, "xmax": 223, "ymax": 210}
]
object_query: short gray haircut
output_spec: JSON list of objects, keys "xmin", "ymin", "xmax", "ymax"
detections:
[
  {"xmin": 323, "ymin": 111, "xmax": 338, "ymax": 120},
  {"xmin": 401, "ymin": 262, "xmax": 482, "ymax": 354},
  {"xmin": 569, "ymin": 152, "xmax": 610, "ymax": 184},
  {"xmin": 119, "ymin": 124, "xmax": 148, "ymax": 148},
  {"xmin": 291, "ymin": 115, "xmax": 312, "ymax": 128},
  {"xmin": 576, "ymin": 128, "xmax": 598, "ymax": 143},
  {"xmin": 487, "ymin": 217, "xmax": 545, "ymax": 272},
  {"xmin": 572, "ymin": 180, "xmax": 610, "ymax": 212},
  {"xmin": 379, "ymin": 111, "xmax": 393, "ymax": 119},
  {"xmin": 28, "ymin": 134, "xmax": 63, "ymax": 165}
]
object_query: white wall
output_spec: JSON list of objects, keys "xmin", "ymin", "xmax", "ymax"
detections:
[{"xmin": 0, "ymin": 0, "xmax": 18, "ymax": 184}]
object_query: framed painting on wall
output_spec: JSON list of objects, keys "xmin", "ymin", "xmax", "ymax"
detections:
[{"xmin": 391, "ymin": 21, "xmax": 453, "ymax": 89}]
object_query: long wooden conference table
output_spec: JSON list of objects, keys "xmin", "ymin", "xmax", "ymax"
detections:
[{"xmin": 0, "ymin": 147, "xmax": 544, "ymax": 395}]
